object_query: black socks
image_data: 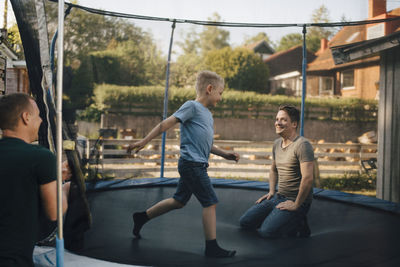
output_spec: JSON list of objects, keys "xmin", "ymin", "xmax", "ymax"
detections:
[
  {"xmin": 132, "ymin": 211, "xmax": 149, "ymax": 238},
  {"xmin": 132, "ymin": 213, "xmax": 236, "ymax": 258},
  {"xmin": 205, "ymin": 239, "xmax": 236, "ymax": 258}
]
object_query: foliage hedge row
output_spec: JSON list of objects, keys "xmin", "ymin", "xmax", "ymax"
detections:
[
  {"xmin": 79, "ymin": 84, "xmax": 378, "ymax": 122},
  {"xmin": 319, "ymin": 173, "xmax": 376, "ymax": 191}
]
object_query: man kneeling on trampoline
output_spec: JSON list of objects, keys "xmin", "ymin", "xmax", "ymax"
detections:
[
  {"xmin": 240, "ymin": 105, "xmax": 314, "ymax": 238},
  {"xmin": 127, "ymin": 70, "xmax": 238, "ymax": 258}
]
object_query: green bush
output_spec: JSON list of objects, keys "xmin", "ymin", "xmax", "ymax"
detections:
[
  {"xmin": 320, "ymin": 172, "xmax": 376, "ymax": 191},
  {"xmin": 79, "ymin": 84, "xmax": 378, "ymax": 122},
  {"xmin": 204, "ymin": 47, "xmax": 269, "ymax": 93}
]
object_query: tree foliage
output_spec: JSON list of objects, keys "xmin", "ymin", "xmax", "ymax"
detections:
[
  {"xmin": 275, "ymin": 33, "xmax": 303, "ymax": 52},
  {"xmin": 199, "ymin": 13, "xmax": 230, "ymax": 55},
  {"xmin": 204, "ymin": 47, "xmax": 269, "ymax": 92},
  {"xmin": 45, "ymin": 2, "xmax": 160, "ymax": 64},
  {"xmin": 6, "ymin": 24, "xmax": 24, "ymax": 58},
  {"xmin": 275, "ymin": 5, "xmax": 335, "ymax": 53},
  {"xmin": 172, "ymin": 12, "xmax": 231, "ymax": 87},
  {"xmin": 90, "ymin": 40, "xmax": 164, "ymax": 86},
  {"xmin": 43, "ymin": 1, "xmax": 165, "ymax": 121},
  {"xmin": 170, "ymin": 52, "xmax": 204, "ymax": 88}
]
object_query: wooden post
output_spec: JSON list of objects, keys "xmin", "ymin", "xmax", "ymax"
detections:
[{"xmin": 377, "ymin": 48, "xmax": 400, "ymax": 203}]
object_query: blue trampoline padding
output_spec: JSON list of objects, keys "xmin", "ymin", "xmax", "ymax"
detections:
[
  {"xmin": 33, "ymin": 246, "xmax": 137, "ymax": 267},
  {"xmin": 86, "ymin": 177, "xmax": 400, "ymax": 215}
]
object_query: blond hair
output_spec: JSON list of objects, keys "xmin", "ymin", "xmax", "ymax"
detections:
[{"xmin": 195, "ymin": 70, "xmax": 224, "ymax": 95}]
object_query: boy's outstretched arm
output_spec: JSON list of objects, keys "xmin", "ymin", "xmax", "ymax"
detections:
[
  {"xmin": 127, "ymin": 115, "xmax": 179, "ymax": 154},
  {"xmin": 211, "ymin": 145, "xmax": 240, "ymax": 162}
]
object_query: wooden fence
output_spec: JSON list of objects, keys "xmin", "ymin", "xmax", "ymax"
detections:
[{"xmin": 86, "ymin": 139, "xmax": 377, "ymax": 180}]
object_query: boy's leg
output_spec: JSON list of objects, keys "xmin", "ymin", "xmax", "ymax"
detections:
[
  {"xmin": 203, "ymin": 204, "xmax": 236, "ymax": 258},
  {"xmin": 146, "ymin": 197, "xmax": 185, "ymax": 219},
  {"xmin": 132, "ymin": 198, "xmax": 185, "ymax": 238},
  {"xmin": 202, "ymin": 204, "xmax": 217, "ymax": 240},
  {"xmin": 178, "ymin": 158, "xmax": 235, "ymax": 257}
]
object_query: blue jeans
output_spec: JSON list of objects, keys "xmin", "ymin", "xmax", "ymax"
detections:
[
  {"xmin": 173, "ymin": 157, "xmax": 218, "ymax": 207},
  {"xmin": 239, "ymin": 194, "xmax": 310, "ymax": 238}
]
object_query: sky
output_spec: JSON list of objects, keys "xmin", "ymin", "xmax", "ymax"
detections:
[{"xmin": 2, "ymin": 0, "xmax": 400, "ymax": 56}]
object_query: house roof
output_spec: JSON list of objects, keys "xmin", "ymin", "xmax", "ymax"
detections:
[
  {"xmin": 245, "ymin": 40, "xmax": 275, "ymax": 55},
  {"xmin": 308, "ymin": 8, "xmax": 400, "ymax": 74},
  {"xmin": 264, "ymin": 45, "xmax": 315, "ymax": 77},
  {"xmin": 307, "ymin": 25, "xmax": 369, "ymax": 73},
  {"xmin": 331, "ymin": 30, "xmax": 400, "ymax": 64}
]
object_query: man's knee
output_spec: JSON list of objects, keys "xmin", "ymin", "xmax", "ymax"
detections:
[
  {"xmin": 258, "ymin": 228, "xmax": 279, "ymax": 238},
  {"xmin": 239, "ymin": 214, "xmax": 252, "ymax": 228}
]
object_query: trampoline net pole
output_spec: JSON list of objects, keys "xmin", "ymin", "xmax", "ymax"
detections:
[
  {"xmin": 300, "ymin": 25, "xmax": 307, "ymax": 137},
  {"xmin": 160, "ymin": 21, "xmax": 176, "ymax": 178}
]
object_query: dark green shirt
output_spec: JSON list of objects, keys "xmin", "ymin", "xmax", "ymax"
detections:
[
  {"xmin": 273, "ymin": 136, "xmax": 314, "ymax": 204},
  {"xmin": 0, "ymin": 137, "xmax": 56, "ymax": 267}
]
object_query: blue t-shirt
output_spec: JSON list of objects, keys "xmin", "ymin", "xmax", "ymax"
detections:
[{"xmin": 173, "ymin": 100, "xmax": 214, "ymax": 163}]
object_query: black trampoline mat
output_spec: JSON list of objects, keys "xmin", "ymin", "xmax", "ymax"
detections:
[{"xmin": 78, "ymin": 186, "xmax": 400, "ymax": 267}]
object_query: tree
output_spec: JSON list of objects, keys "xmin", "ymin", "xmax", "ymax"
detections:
[
  {"xmin": 204, "ymin": 47, "xmax": 269, "ymax": 92},
  {"xmin": 42, "ymin": 1, "xmax": 165, "ymax": 121},
  {"xmin": 275, "ymin": 33, "xmax": 303, "ymax": 52},
  {"xmin": 172, "ymin": 13, "xmax": 230, "ymax": 87},
  {"xmin": 44, "ymin": 1, "xmax": 162, "ymax": 65},
  {"xmin": 275, "ymin": 5, "xmax": 335, "ymax": 53},
  {"xmin": 306, "ymin": 5, "xmax": 335, "ymax": 52},
  {"xmin": 6, "ymin": 24, "xmax": 24, "ymax": 58},
  {"xmin": 89, "ymin": 39, "xmax": 164, "ymax": 86},
  {"xmin": 170, "ymin": 52, "xmax": 204, "ymax": 88},
  {"xmin": 199, "ymin": 13, "xmax": 230, "ymax": 55},
  {"xmin": 177, "ymin": 27, "xmax": 201, "ymax": 55}
]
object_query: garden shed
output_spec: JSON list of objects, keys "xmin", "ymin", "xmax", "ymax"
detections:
[{"xmin": 331, "ymin": 30, "xmax": 400, "ymax": 203}]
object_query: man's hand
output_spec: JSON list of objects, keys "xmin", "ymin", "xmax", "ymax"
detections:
[
  {"xmin": 255, "ymin": 191, "xmax": 274, "ymax": 204},
  {"xmin": 62, "ymin": 161, "xmax": 72, "ymax": 181},
  {"xmin": 276, "ymin": 200, "xmax": 298, "ymax": 211},
  {"xmin": 127, "ymin": 141, "xmax": 146, "ymax": 154}
]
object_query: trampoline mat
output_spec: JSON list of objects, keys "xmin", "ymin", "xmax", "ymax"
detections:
[{"xmin": 77, "ymin": 185, "xmax": 400, "ymax": 267}]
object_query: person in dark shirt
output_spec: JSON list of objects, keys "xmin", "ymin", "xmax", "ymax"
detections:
[{"xmin": 0, "ymin": 93, "xmax": 71, "ymax": 267}]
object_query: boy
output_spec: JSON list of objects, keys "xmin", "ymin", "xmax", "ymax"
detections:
[{"xmin": 127, "ymin": 70, "xmax": 238, "ymax": 257}]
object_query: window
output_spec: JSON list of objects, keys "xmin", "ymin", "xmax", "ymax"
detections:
[
  {"xmin": 341, "ymin": 69, "xmax": 354, "ymax": 89},
  {"xmin": 319, "ymin": 76, "xmax": 333, "ymax": 94}
]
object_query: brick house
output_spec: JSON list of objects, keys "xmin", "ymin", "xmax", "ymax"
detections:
[
  {"xmin": 307, "ymin": 0, "xmax": 400, "ymax": 99},
  {"xmin": 264, "ymin": 45, "xmax": 316, "ymax": 96},
  {"xmin": 0, "ymin": 29, "xmax": 29, "ymax": 95}
]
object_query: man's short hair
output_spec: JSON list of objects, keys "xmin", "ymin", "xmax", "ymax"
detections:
[
  {"xmin": 0, "ymin": 93, "xmax": 34, "ymax": 131},
  {"xmin": 195, "ymin": 70, "xmax": 224, "ymax": 95},
  {"xmin": 279, "ymin": 104, "xmax": 300, "ymax": 128}
]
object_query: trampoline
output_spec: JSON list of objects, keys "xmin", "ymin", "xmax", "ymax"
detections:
[
  {"xmin": 66, "ymin": 178, "xmax": 400, "ymax": 267},
  {"xmin": 9, "ymin": 1, "xmax": 400, "ymax": 266}
]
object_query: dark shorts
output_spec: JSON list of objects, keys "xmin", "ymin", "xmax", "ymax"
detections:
[{"xmin": 173, "ymin": 157, "xmax": 218, "ymax": 207}]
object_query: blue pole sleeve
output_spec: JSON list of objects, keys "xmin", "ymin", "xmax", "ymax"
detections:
[{"xmin": 56, "ymin": 237, "xmax": 64, "ymax": 267}]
